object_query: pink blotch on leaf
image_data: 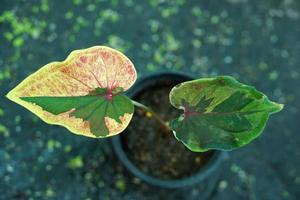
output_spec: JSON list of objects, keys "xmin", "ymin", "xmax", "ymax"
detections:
[
  {"xmin": 79, "ymin": 56, "xmax": 88, "ymax": 64},
  {"xmin": 100, "ymin": 52, "xmax": 110, "ymax": 60}
]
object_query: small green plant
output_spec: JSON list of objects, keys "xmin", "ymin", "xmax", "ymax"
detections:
[{"xmin": 6, "ymin": 46, "xmax": 283, "ymax": 152}]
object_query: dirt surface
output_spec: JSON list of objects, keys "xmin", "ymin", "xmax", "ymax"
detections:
[{"xmin": 124, "ymin": 84, "xmax": 214, "ymax": 179}]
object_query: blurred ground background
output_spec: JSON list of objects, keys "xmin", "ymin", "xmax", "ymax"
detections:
[{"xmin": 0, "ymin": 0, "xmax": 300, "ymax": 199}]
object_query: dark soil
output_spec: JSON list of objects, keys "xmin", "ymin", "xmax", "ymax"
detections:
[{"xmin": 122, "ymin": 83, "xmax": 214, "ymax": 180}]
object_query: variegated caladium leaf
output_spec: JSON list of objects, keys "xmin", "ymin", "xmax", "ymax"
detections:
[
  {"xmin": 169, "ymin": 76, "xmax": 283, "ymax": 152},
  {"xmin": 6, "ymin": 46, "xmax": 137, "ymax": 138}
]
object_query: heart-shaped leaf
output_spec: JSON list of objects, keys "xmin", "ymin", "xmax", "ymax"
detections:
[
  {"xmin": 169, "ymin": 76, "xmax": 283, "ymax": 152},
  {"xmin": 6, "ymin": 46, "xmax": 137, "ymax": 138}
]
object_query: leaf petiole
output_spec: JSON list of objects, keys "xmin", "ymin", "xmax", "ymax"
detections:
[{"xmin": 131, "ymin": 100, "xmax": 171, "ymax": 133}]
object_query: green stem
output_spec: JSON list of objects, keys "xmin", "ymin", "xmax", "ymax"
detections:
[{"xmin": 131, "ymin": 100, "xmax": 171, "ymax": 132}]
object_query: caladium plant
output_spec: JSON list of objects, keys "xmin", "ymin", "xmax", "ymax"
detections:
[{"xmin": 6, "ymin": 46, "xmax": 283, "ymax": 152}]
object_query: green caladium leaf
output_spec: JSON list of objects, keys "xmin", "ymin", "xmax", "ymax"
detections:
[
  {"xmin": 20, "ymin": 87, "xmax": 133, "ymax": 137},
  {"xmin": 169, "ymin": 76, "xmax": 283, "ymax": 152},
  {"xmin": 6, "ymin": 46, "xmax": 137, "ymax": 138}
]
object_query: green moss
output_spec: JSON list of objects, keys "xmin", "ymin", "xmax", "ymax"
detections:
[
  {"xmin": 164, "ymin": 33, "xmax": 180, "ymax": 51},
  {"xmin": 0, "ymin": 69, "xmax": 11, "ymax": 81},
  {"xmin": 31, "ymin": 5, "xmax": 39, "ymax": 13},
  {"xmin": 115, "ymin": 178, "xmax": 126, "ymax": 192},
  {"xmin": 72, "ymin": 0, "xmax": 82, "ymax": 6},
  {"xmin": 86, "ymin": 4, "xmax": 96, "ymax": 12},
  {"xmin": 192, "ymin": 6, "xmax": 203, "ymax": 17},
  {"xmin": 13, "ymin": 37, "xmax": 24, "ymax": 47},
  {"xmin": 41, "ymin": 0, "xmax": 49, "ymax": 12},
  {"xmin": 4, "ymin": 32, "xmax": 14, "ymax": 41},
  {"xmin": 259, "ymin": 62, "xmax": 268, "ymax": 71},
  {"xmin": 100, "ymin": 9, "xmax": 119, "ymax": 23},
  {"xmin": 47, "ymin": 139, "xmax": 61, "ymax": 150},
  {"xmin": 67, "ymin": 156, "xmax": 83, "ymax": 169},
  {"xmin": 146, "ymin": 63, "xmax": 156, "ymax": 72},
  {"xmin": 161, "ymin": 7, "xmax": 178, "ymax": 18},
  {"xmin": 45, "ymin": 186, "xmax": 55, "ymax": 198},
  {"xmin": 192, "ymin": 39, "xmax": 202, "ymax": 48},
  {"xmin": 65, "ymin": 11, "xmax": 74, "ymax": 20},
  {"xmin": 0, "ymin": 108, "xmax": 4, "ymax": 116},
  {"xmin": 64, "ymin": 145, "xmax": 72, "ymax": 153},
  {"xmin": 211, "ymin": 15, "xmax": 220, "ymax": 24},
  {"xmin": 269, "ymin": 70, "xmax": 279, "ymax": 80},
  {"xmin": 107, "ymin": 35, "xmax": 131, "ymax": 52},
  {"xmin": 0, "ymin": 124, "xmax": 10, "ymax": 138}
]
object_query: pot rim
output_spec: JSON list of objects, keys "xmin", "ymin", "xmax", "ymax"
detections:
[{"xmin": 111, "ymin": 72, "xmax": 227, "ymax": 189}]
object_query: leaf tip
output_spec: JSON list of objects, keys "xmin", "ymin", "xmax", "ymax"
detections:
[
  {"xmin": 6, "ymin": 90, "xmax": 16, "ymax": 102},
  {"xmin": 273, "ymin": 102, "xmax": 284, "ymax": 113}
]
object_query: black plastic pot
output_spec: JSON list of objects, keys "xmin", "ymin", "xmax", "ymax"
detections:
[{"xmin": 111, "ymin": 72, "xmax": 226, "ymax": 190}]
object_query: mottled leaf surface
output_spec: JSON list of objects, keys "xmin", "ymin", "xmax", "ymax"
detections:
[
  {"xmin": 169, "ymin": 76, "xmax": 283, "ymax": 152},
  {"xmin": 6, "ymin": 46, "xmax": 137, "ymax": 138}
]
